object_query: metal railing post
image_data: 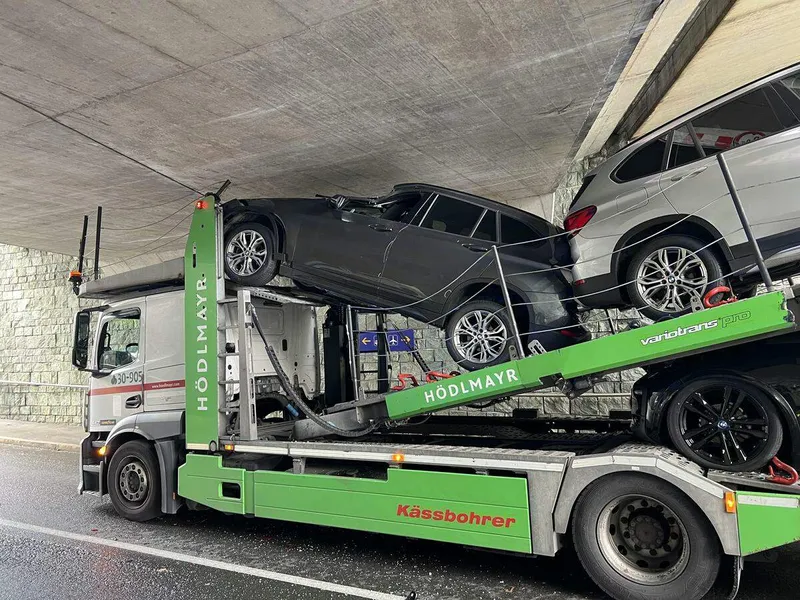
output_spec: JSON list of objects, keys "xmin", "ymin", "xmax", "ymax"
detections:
[
  {"xmin": 492, "ymin": 245, "xmax": 524, "ymax": 359},
  {"xmin": 716, "ymin": 153, "xmax": 774, "ymax": 291},
  {"xmin": 345, "ymin": 306, "xmax": 362, "ymax": 401},
  {"xmin": 93, "ymin": 206, "xmax": 102, "ymax": 280},
  {"xmin": 237, "ymin": 289, "xmax": 258, "ymax": 441}
]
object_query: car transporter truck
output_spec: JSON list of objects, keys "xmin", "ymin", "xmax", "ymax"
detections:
[{"xmin": 73, "ymin": 195, "xmax": 800, "ymax": 600}]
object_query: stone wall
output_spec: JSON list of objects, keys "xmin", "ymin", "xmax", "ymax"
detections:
[{"xmin": 0, "ymin": 243, "xmax": 90, "ymax": 424}]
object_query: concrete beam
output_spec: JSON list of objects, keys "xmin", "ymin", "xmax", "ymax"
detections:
[{"xmin": 620, "ymin": 0, "xmax": 734, "ymax": 140}]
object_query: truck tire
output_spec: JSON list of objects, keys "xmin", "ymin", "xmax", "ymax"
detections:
[
  {"xmin": 107, "ymin": 440, "xmax": 162, "ymax": 522},
  {"xmin": 572, "ymin": 473, "xmax": 720, "ymax": 600},
  {"xmin": 666, "ymin": 377, "xmax": 783, "ymax": 471}
]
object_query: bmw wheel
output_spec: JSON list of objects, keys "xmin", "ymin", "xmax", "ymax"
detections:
[
  {"xmin": 224, "ymin": 222, "xmax": 278, "ymax": 286},
  {"xmin": 445, "ymin": 300, "xmax": 512, "ymax": 371},
  {"xmin": 626, "ymin": 235, "xmax": 724, "ymax": 321},
  {"xmin": 666, "ymin": 377, "xmax": 783, "ymax": 471}
]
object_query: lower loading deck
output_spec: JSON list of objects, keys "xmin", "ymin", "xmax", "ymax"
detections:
[{"xmin": 178, "ymin": 437, "xmax": 800, "ymax": 560}]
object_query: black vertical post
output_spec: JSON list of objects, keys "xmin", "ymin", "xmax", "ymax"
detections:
[
  {"xmin": 77, "ymin": 215, "xmax": 88, "ymax": 274},
  {"xmin": 93, "ymin": 206, "xmax": 102, "ymax": 280},
  {"xmin": 716, "ymin": 154, "xmax": 773, "ymax": 291},
  {"xmin": 376, "ymin": 313, "xmax": 390, "ymax": 394},
  {"xmin": 322, "ymin": 306, "xmax": 352, "ymax": 407}
]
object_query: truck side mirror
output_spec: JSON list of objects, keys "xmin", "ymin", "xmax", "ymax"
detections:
[{"xmin": 72, "ymin": 312, "xmax": 91, "ymax": 370}]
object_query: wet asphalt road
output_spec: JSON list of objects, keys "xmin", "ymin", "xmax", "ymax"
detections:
[{"xmin": 0, "ymin": 445, "xmax": 798, "ymax": 600}]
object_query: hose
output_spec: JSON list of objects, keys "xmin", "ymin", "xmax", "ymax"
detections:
[{"xmin": 250, "ymin": 307, "xmax": 381, "ymax": 438}]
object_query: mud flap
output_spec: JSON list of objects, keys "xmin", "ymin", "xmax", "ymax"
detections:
[{"xmin": 78, "ymin": 434, "xmax": 105, "ymax": 496}]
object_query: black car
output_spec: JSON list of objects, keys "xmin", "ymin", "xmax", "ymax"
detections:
[
  {"xmin": 222, "ymin": 183, "xmax": 586, "ymax": 370},
  {"xmin": 632, "ymin": 332, "xmax": 800, "ymax": 472}
]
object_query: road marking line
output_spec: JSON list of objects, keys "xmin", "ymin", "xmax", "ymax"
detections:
[{"xmin": 0, "ymin": 518, "xmax": 407, "ymax": 600}]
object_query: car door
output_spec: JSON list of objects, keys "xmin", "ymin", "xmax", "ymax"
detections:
[
  {"xmin": 297, "ymin": 196, "xmax": 421, "ymax": 304},
  {"xmin": 659, "ymin": 80, "xmax": 800, "ymax": 261},
  {"xmin": 724, "ymin": 77, "xmax": 800, "ymax": 257},
  {"xmin": 657, "ymin": 124, "xmax": 731, "ymax": 242},
  {"xmin": 378, "ymin": 193, "xmax": 490, "ymax": 315},
  {"xmin": 88, "ymin": 304, "xmax": 145, "ymax": 431}
]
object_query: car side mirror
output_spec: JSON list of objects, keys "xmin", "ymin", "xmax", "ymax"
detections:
[{"xmin": 72, "ymin": 312, "xmax": 91, "ymax": 370}]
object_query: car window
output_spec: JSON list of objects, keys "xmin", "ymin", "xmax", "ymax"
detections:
[
  {"xmin": 501, "ymin": 214, "xmax": 544, "ymax": 246},
  {"xmin": 615, "ymin": 136, "xmax": 667, "ymax": 182},
  {"xmin": 772, "ymin": 72, "xmax": 800, "ymax": 116},
  {"xmin": 419, "ymin": 195, "xmax": 483, "ymax": 236},
  {"xmin": 98, "ymin": 312, "xmax": 140, "ymax": 370},
  {"xmin": 690, "ymin": 86, "xmax": 795, "ymax": 150},
  {"xmin": 379, "ymin": 192, "xmax": 426, "ymax": 223},
  {"xmin": 666, "ymin": 85, "xmax": 799, "ymax": 170},
  {"xmin": 472, "ymin": 210, "xmax": 497, "ymax": 242},
  {"xmin": 667, "ymin": 126, "xmax": 704, "ymax": 169}
]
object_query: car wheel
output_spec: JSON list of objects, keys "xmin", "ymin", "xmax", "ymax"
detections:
[
  {"xmin": 445, "ymin": 300, "xmax": 512, "ymax": 371},
  {"xmin": 224, "ymin": 222, "xmax": 278, "ymax": 286},
  {"xmin": 626, "ymin": 235, "xmax": 724, "ymax": 321},
  {"xmin": 107, "ymin": 440, "xmax": 162, "ymax": 522},
  {"xmin": 666, "ymin": 377, "xmax": 783, "ymax": 471},
  {"xmin": 733, "ymin": 283, "xmax": 758, "ymax": 299},
  {"xmin": 573, "ymin": 473, "xmax": 720, "ymax": 600}
]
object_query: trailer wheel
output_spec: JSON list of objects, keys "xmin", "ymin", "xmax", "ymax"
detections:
[
  {"xmin": 107, "ymin": 440, "xmax": 162, "ymax": 522},
  {"xmin": 572, "ymin": 473, "xmax": 720, "ymax": 600},
  {"xmin": 666, "ymin": 377, "xmax": 783, "ymax": 471}
]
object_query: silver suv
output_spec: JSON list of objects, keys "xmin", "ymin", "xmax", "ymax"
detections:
[{"xmin": 565, "ymin": 63, "xmax": 800, "ymax": 320}]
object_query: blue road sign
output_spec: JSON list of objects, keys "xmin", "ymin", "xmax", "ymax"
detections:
[{"xmin": 358, "ymin": 329, "xmax": 415, "ymax": 352}]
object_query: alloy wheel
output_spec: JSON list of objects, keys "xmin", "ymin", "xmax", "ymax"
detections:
[
  {"xmin": 677, "ymin": 384, "xmax": 770, "ymax": 468},
  {"xmin": 452, "ymin": 309, "xmax": 507, "ymax": 364},
  {"xmin": 226, "ymin": 230, "xmax": 268, "ymax": 277},
  {"xmin": 635, "ymin": 246, "xmax": 708, "ymax": 314}
]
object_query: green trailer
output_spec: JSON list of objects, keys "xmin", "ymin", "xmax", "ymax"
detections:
[{"xmin": 78, "ymin": 198, "xmax": 800, "ymax": 600}]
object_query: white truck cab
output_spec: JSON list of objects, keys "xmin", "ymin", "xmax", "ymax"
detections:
[
  {"xmin": 75, "ymin": 289, "xmax": 319, "ymax": 432},
  {"xmin": 72, "ymin": 258, "xmax": 321, "ymax": 508}
]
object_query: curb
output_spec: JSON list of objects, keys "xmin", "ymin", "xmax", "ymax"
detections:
[{"xmin": 0, "ymin": 436, "xmax": 80, "ymax": 452}]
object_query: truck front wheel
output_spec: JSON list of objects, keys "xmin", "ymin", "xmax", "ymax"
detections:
[
  {"xmin": 572, "ymin": 473, "xmax": 720, "ymax": 600},
  {"xmin": 107, "ymin": 440, "xmax": 162, "ymax": 522}
]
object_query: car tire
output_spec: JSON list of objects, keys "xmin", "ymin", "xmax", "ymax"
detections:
[
  {"xmin": 733, "ymin": 283, "xmax": 758, "ymax": 299},
  {"xmin": 445, "ymin": 300, "xmax": 512, "ymax": 371},
  {"xmin": 107, "ymin": 440, "xmax": 162, "ymax": 522},
  {"xmin": 666, "ymin": 377, "xmax": 783, "ymax": 471},
  {"xmin": 625, "ymin": 234, "xmax": 724, "ymax": 321},
  {"xmin": 223, "ymin": 222, "xmax": 278, "ymax": 287},
  {"xmin": 572, "ymin": 473, "xmax": 721, "ymax": 600}
]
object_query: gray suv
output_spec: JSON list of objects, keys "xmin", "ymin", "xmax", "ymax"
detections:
[{"xmin": 565, "ymin": 63, "xmax": 800, "ymax": 320}]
